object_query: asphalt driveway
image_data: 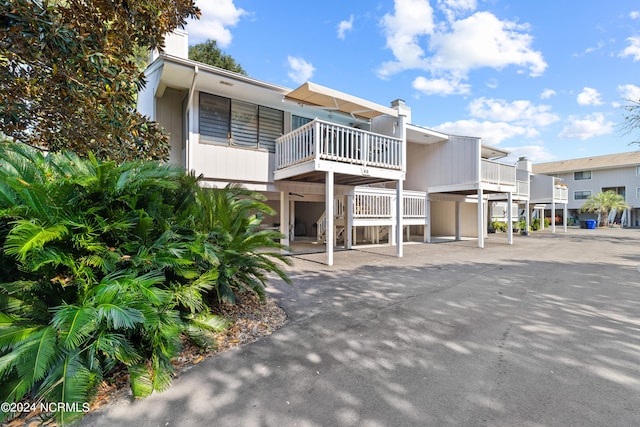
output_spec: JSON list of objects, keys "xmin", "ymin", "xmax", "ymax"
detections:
[{"xmin": 81, "ymin": 228, "xmax": 640, "ymax": 427}]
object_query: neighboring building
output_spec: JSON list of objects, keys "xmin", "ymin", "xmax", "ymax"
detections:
[
  {"xmin": 533, "ymin": 151, "xmax": 640, "ymax": 226},
  {"xmin": 137, "ymin": 31, "xmax": 564, "ymax": 265}
]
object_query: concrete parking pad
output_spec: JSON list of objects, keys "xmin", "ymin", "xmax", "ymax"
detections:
[{"xmin": 81, "ymin": 228, "xmax": 640, "ymax": 427}]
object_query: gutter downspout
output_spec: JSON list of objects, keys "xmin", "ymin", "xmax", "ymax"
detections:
[{"xmin": 185, "ymin": 65, "xmax": 199, "ymax": 173}]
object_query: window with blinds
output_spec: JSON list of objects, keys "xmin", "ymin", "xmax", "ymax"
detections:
[
  {"xmin": 199, "ymin": 92, "xmax": 283, "ymax": 152},
  {"xmin": 258, "ymin": 106, "xmax": 283, "ymax": 152},
  {"xmin": 199, "ymin": 93, "xmax": 230, "ymax": 144},
  {"xmin": 231, "ymin": 100, "xmax": 258, "ymax": 148}
]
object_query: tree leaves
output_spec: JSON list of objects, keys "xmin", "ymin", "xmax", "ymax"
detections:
[
  {"xmin": 0, "ymin": 0, "xmax": 200, "ymax": 162},
  {"xmin": 188, "ymin": 39, "xmax": 247, "ymax": 75}
]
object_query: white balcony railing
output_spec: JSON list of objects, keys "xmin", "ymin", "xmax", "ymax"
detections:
[
  {"xmin": 553, "ymin": 185, "xmax": 568, "ymax": 202},
  {"xmin": 315, "ymin": 188, "xmax": 427, "ymax": 241},
  {"xmin": 481, "ymin": 159, "xmax": 516, "ymax": 186},
  {"xmin": 276, "ymin": 119, "xmax": 402, "ymax": 171},
  {"xmin": 515, "ymin": 180, "xmax": 530, "ymax": 198},
  {"xmin": 403, "ymin": 192, "xmax": 426, "ymax": 218}
]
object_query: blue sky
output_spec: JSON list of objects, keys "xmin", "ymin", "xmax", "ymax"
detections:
[{"xmin": 185, "ymin": 0, "xmax": 640, "ymax": 163}]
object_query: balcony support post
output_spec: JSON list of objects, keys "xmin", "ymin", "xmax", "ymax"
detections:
[
  {"xmin": 455, "ymin": 201, "xmax": 461, "ymax": 241},
  {"xmin": 563, "ymin": 203, "xmax": 568, "ymax": 232},
  {"xmin": 425, "ymin": 193, "xmax": 431, "ymax": 243},
  {"xmin": 477, "ymin": 188, "xmax": 484, "ymax": 248},
  {"xmin": 525, "ymin": 200, "xmax": 530, "ymax": 233},
  {"xmin": 345, "ymin": 194, "xmax": 353, "ymax": 249},
  {"xmin": 551, "ymin": 200, "xmax": 556, "ymax": 234},
  {"xmin": 396, "ymin": 180, "xmax": 403, "ymax": 257},
  {"xmin": 279, "ymin": 191, "xmax": 290, "ymax": 253},
  {"xmin": 326, "ymin": 170, "xmax": 334, "ymax": 266},
  {"xmin": 507, "ymin": 192, "xmax": 513, "ymax": 245}
]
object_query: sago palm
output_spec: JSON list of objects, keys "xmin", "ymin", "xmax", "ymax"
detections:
[{"xmin": 195, "ymin": 185, "xmax": 292, "ymax": 304}]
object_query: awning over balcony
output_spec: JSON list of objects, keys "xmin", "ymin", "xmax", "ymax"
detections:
[{"xmin": 285, "ymin": 82, "xmax": 398, "ymax": 120}]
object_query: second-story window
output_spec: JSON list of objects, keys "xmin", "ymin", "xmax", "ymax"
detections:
[
  {"xmin": 574, "ymin": 170, "xmax": 591, "ymax": 180},
  {"xmin": 574, "ymin": 190, "xmax": 591, "ymax": 200},
  {"xmin": 199, "ymin": 93, "xmax": 283, "ymax": 152}
]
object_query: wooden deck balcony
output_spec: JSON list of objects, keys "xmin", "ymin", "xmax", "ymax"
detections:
[
  {"xmin": 274, "ymin": 119, "xmax": 404, "ymax": 185},
  {"xmin": 553, "ymin": 183, "xmax": 568, "ymax": 203},
  {"xmin": 316, "ymin": 187, "xmax": 427, "ymax": 241},
  {"xmin": 530, "ymin": 175, "xmax": 568, "ymax": 204},
  {"xmin": 515, "ymin": 180, "xmax": 530, "ymax": 198},
  {"xmin": 481, "ymin": 159, "xmax": 516, "ymax": 188}
]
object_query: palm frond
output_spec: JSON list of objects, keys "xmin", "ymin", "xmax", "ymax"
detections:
[
  {"xmin": 37, "ymin": 349, "xmax": 95, "ymax": 425},
  {"xmin": 128, "ymin": 363, "xmax": 153, "ymax": 398},
  {"xmin": 96, "ymin": 304, "xmax": 145, "ymax": 329},
  {"xmin": 14, "ymin": 326, "xmax": 59, "ymax": 384},
  {"xmin": 51, "ymin": 305, "xmax": 98, "ymax": 350}
]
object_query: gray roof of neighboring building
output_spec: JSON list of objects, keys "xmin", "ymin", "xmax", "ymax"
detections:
[{"xmin": 533, "ymin": 151, "xmax": 640, "ymax": 174}]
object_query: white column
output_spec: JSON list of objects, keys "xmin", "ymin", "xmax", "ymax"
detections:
[
  {"xmin": 507, "ymin": 192, "xmax": 513, "ymax": 245},
  {"xmin": 326, "ymin": 171, "xmax": 334, "ymax": 266},
  {"xmin": 396, "ymin": 180, "xmax": 403, "ymax": 257},
  {"xmin": 279, "ymin": 191, "xmax": 290, "ymax": 253},
  {"xmin": 477, "ymin": 189, "xmax": 484, "ymax": 248},
  {"xmin": 425, "ymin": 193, "xmax": 431, "ymax": 243},
  {"xmin": 563, "ymin": 203, "xmax": 568, "ymax": 232},
  {"xmin": 540, "ymin": 208, "xmax": 545, "ymax": 230},
  {"xmin": 346, "ymin": 194, "xmax": 353, "ymax": 249},
  {"xmin": 289, "ymin": 199, "xmax": 295, "ymax": 242},
  {"xmin": 455, "ymin": 201, "xmax": 462, "ymax": 241},
  {"xmin": 525, "ymin": 200, "xmax": 530, "ymax": 233},
  {"xmin": 390, "ymin": 194, "xmax": 397, "ymax": 247},
  {"xmin": 551, "ymin": 201, "xmax": 556, "ymax": 233}
]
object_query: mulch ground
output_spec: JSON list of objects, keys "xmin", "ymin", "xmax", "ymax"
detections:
[{"xmin": 3, "ymin": 294, "xmax": 288, "ymax": 427}]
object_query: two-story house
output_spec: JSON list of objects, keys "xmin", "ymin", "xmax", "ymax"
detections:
[
  {"xmin": 533, "ymin": 151, "xmax": 640, "ymax": 227},
  {"xmin": 138, "ymin": 31, "xmax": 522, "ymax": 265}
]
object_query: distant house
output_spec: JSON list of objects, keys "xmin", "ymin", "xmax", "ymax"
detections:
[{"xmin": 533, "ymin": 151, "xmax": 640, "ymax": 227}]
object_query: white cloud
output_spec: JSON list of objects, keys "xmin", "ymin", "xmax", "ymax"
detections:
[
  {"xmin": 485, "ymin": 78, "xmax": 498, "ymax": 89},
  {"xmin": 540, "ymin": 88, "xmax": 556, "ymax": 99},
  {"xmin": 337, "ymin": 15, "xmax": 355, "ymax": 39},
  {"xmin": 378, "ymin": 5, "xmax": 547, "ymax": 84},
  {"xmin": 468, "ymin": 97, "xmax": 559, "ymax": 127},
  {"xmin": 503, "ymin": 145, "xmax": 555, "ymax": 163},
  {"xmin": 620, "ymin": 36, "xmax": 640, "ymax": 61},
  {"xmin": 433, "ymin": 119, "xmax": 538, "ymax": 145},
  {"xmin": 630, "ymin": 11, "xmax": 640, "ymax": 20},
  {"xmin": 577, "ymin": 87, "xmax": 603, "ymax": 106},
  {"xmin": 187, "ymin": 0, "xmax": 246, "ymax": 47},
  {"xmin": 287, "ymin": 56, "xmax": 315, "ymax": 84},
  {"xmin": 378, "ymin": 0, "xmax": 435, "ymax": 77},
  {"xmin": 437, "ymin": 0, "xmax": 477, "ymax": 22},
  {"xmin": 617, "ymin": 84, "xmax": 640, "ymax": 101},
  {"xmin": 427, "ymin": 12, "xmax": 547, "ymax": 77},
  {"xmin": 413, "ymin": 75, "xmax": 470, "ymax": 95},
  {"xmin": 558, "ymin": 113, "xmax": 615, "ymax": 140}
]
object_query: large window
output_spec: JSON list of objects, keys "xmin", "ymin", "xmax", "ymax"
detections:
[
  {"xmin": 574, "ymin": 190, "xmax": 591, "ymax": 200},
  {"xmin": 574, "ymin": 170, "xmax": 591, "ymax": 180},
  {"xmin": 199, "ymin": 93, "xmax": 283, "ymax": 152},
  {"xmin": 292, "ymin": 115, "xmax": 312, "ymax": 130}
]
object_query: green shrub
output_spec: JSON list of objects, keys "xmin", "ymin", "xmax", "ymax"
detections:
[
  {"xmin": 0, "ymin": 144, "xmax": 289, "ymax": 423},
  {"xmin": 491, "ymin": 221, "xmax": 507, "ymax": 232}
]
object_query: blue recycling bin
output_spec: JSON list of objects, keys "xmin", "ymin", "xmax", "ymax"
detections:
[{"xmin": 585, "ymin": 219, "xmax": 596, "ymax": 229}]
